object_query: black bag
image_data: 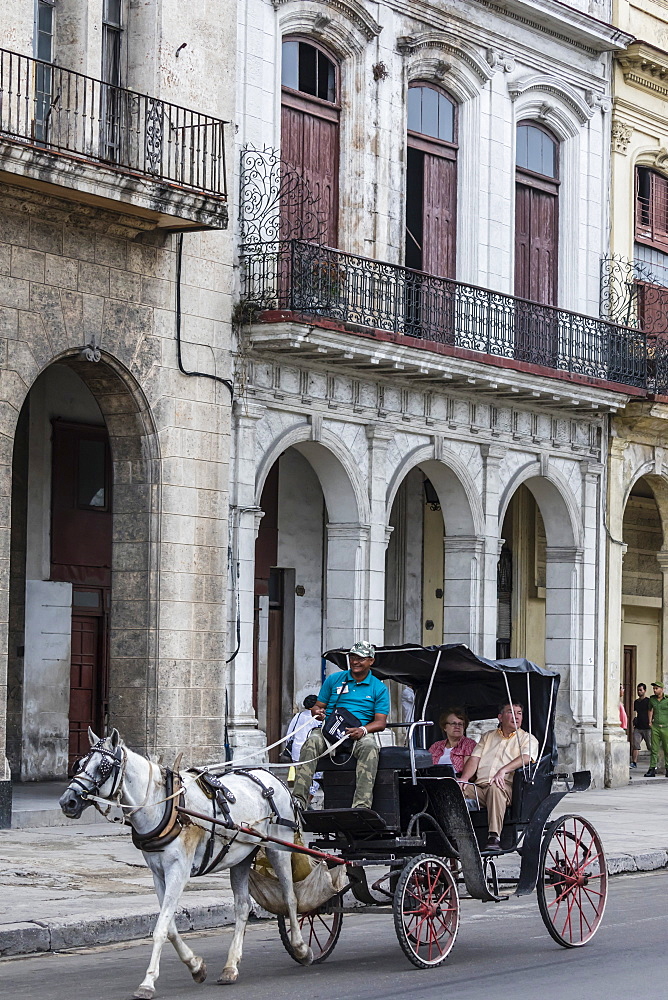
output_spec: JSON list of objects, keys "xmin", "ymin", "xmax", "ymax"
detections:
[
  {"xmin": 322, "ymin": 705, "xmax": 362, "ymax": 749},
  {"xmin": 279, "ymin": 738, "xmax": 294, "ymax": 764}
]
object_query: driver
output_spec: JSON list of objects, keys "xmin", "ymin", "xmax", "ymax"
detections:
[
  {"xmin": 291, "ymin": 641, "xmax": 389, "ymax": 812},
  {"xmin": 458, "ymin": 701, "xmax": 538, "ymax": 852}
]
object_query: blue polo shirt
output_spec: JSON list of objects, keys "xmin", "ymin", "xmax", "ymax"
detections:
[{"xmin": 318, "ymin": 669, "xmax": 390, "ymax": 726}]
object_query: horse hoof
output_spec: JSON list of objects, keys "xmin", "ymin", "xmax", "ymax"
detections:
[
  {"xmin": 133, "ymin": 989, "xmax": 154, "ymax": 1000},
  {"xmin": 191, "ymin": 959, "xmax": 207, "ymax": 984},
  {"xmin": 296, "ymin": 946, "xmax": 313, "ymax": 967},
  {"xmin": 217, "ymin": 968, "xmax": 239, "ymax": 985}
]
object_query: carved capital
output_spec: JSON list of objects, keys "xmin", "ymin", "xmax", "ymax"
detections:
[{"xmin": 611, "ymin": 118, "xmax": 633, "ymax": 154}]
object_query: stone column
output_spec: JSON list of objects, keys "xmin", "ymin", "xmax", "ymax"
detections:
[
  {"xmin": 325, "ymin": 523, "xmax": 370, "ymax": 650},
  {"xmin": 603, "ymin": 438, "xmax": 629, "ymax": 786},
  {"xmin": 656, "ymin": 551, "xmax": 668, "ymax": 689},
  {"xmin": 227, "ymin": 401, "xmax": 266, "ymax": 753},
  {"xmin": 442, "ymin": 535, "xmax": 485, "ymax": 649},
  {"xmin": 480, "ymin": 445, "xmax": 505, "ymax": 658},
  {"xmin": 366, "ymin": 426, "xmax": 394, "ymax": 645},
  {"xmin": 544, "ymin": 545, "xmax": 580, "ymax": 767}
]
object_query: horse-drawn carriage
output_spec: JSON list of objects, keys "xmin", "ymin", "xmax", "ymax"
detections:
[
  {"xmin": 59, "ymin": 642, "xmax": 607, "ymax": 997},
  {"xmin": 278, "ymin": 643, "xmax": 608, "ymax": 969}
]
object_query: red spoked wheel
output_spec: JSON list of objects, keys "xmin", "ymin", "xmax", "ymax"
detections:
[
  {"xmin": 393, "ymin": 854, "xmax": 460, "ymax": 969},
  {"xmin": 278, "ymin": 906, "xmax": 343, "ymax": 964},
  {"xmin": 537, "ymin": 814, "xmax": 608, "ymax": 948}
]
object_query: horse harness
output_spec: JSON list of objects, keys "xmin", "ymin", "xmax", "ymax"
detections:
[
  {"xmin": 129, "ymin": 766, "xmax": 189, "ymax": 853},
  {"xmin": 187, "ymin": 767, "xmax": 298, "ymax": 877},
  {"xmin": 70, "ymin": 739, "xmax": 125, "ymax": 817}
]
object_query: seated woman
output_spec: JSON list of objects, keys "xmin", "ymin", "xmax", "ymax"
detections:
[{"xmin": 428, "ymin": 708, "xmax": 477, "ymax": 775}]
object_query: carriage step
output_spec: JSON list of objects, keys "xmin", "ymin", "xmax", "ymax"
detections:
[{"xmin": 301, "ymin": 807, "xmax": 390, "ymax": 835}]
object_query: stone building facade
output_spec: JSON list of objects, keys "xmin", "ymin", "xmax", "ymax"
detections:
[
  {"xmin": 0, "ymin": 0, "xmax": 234, "ymax": 825},
  {"xmin": 230, "ymin": 0, "xmax": 638, "ymax": 783}
]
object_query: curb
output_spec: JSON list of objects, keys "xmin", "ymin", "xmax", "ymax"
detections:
[{"xmin": 1, "ymin": 850, "xmax": 667, "ymax": 959}]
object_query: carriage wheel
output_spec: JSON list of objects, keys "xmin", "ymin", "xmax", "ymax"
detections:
[
  {"xmin": 277, "ymin": 906, "xmax": 343, "ymax": 964},
  {"xmin": 537, "ymin": 814, "xmax": 608, "ymax": 948},
  {"xmin": 393, "ymin": 854, "xmax": 460, "ymax": 969}
]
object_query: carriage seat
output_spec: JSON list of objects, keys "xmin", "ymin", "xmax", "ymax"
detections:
[
  {"xmin": 319, "ymin": 745, "xmax": 433, "ymax": 771},
  {"xmin": 467, "ymin": 755, "xmax": 553, "ymax": 849}
]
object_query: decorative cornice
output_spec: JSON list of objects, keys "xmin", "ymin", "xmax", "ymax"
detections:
[
  {"xmin": 474, "ymin": 0, "xmax": 634, "ymax": 54},
  {"xmin": 397, "ymin": 31, "xmax": 493, "ymax": 84},
  {"xmin": 272, "ymin": 0, "xmax": 381, "ymax": 42},
  {"xmin": 618, "ymin": 42, "xmax": 668, "ymax": 99}
]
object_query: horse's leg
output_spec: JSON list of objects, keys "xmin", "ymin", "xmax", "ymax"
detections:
[
  {"xmin": 218, "ymin": 855, "xmax": 254, "ymax": 985},
  {"xmin": 134, "ymin": 857, "xmax": 191, "ymax": 1000},
  {"xmin": 266, "ymin": 845, "xmax": 313, "ymax": 966},
  {"xmin": 149, "ymin": 867, "xmax": 207, "ymax": 984}
]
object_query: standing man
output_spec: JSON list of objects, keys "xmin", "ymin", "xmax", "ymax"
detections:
[
  {"xmin": 292, "ymin": 642, "xmax": 389, "ymax": 811},
  {"xmin": 631, "ymin": 683, "xmax": 651, "ymax": 769},
  {"xmin": 645, "ymin": 680, "xmax": 668, "ymax": 777}
]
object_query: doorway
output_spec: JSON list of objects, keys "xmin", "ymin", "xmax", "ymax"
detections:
[{"xmin": 623, "ymin": 645, "xmax": 637, "ymax": 739}]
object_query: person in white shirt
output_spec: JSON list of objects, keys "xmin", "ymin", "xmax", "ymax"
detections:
[
  {"xmin": 459, "ymin": 701, "xmax": 539, "ymax": 853},
  {"xmin": 286, "ymin": 695, "xmax": 321, "ymax": 762}
]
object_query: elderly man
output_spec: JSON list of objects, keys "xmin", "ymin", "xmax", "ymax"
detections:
[
  {"xmin": 292, "ymin": 641, "xmax": 389, "ymax": 811},
  {"xmin": 459, "ymin": 701, "xmax": 539, "ymax": 852}
]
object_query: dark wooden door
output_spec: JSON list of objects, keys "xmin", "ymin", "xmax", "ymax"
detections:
[
  {"xmin": 515, "ymin": 183, "xmax": 557, "ymax": 304},
  {"xmin": 623, "ymin": 645, "xmax": 636, "ymax": 739},
  {"xmin": 422, "ymin": 152, "xmax": 456, "ymax": 278},
  {"xmin": 266, "ymin": 569, "xmax": 285, "ymax": 763},
  {"xmin": 515, "ymin": 183, "xmax": 558, "ymax": 364},
  {"xmin": 69, "ymin": 614, "xmax": 101, "ymax": 767},
  {"xmin": 281, "ymin": 100, "xmax": 339, "ymax": 246}
]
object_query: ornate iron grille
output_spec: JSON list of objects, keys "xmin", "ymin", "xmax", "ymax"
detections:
[
  {"xmin": 0, "ymin": 46, "xmax": 227, "ymax": 197},
  {"xmin": 239, "ymin": 146, "xmax": 328, "ymax": 247},
  {"xmin": 600, "ymin": 254, "xmax": 668, "ymax": 394},
  {"xmin": 242, "ymin": 239, "xmax": 648, "ymax": 388}
]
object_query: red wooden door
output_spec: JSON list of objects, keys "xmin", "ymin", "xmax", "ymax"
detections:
[
  {"xmin": 514, "ymin": 183, "xmax": 557, "ymax": 305},
  {"xmin": 69, "ymin": 614, "xmax": 101, "ymax": 766},
  {"xmin": 281, "ymin": 101, "xmax": 339, "ymax": 246},
  {"xmin": 422, "ymin": 152, "xmax": 456, "ymax": 278},
  {"xmin": 514, "ymin": 183, "xmax": 558, "ymax": 364}
]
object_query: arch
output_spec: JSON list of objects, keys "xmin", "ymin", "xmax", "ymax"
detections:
[
  {"xmin": 385, "ymin": 444, "xmax": 483, "ymax": 535},
  {"xmin": 509, "ymin": 74, "xmax": 593, "ymax": 131},
  {"xmin": 277, "ymin": 4, "xmax": 375, "ymax": 59},
  {"xmin": 620, "ymin": 467, "xmax": 668, "ymax": 542},
  {"xmin": 254, "ymin": 421, "xmax": 370, "ymax": 524},
  {"xmin": 399, "ymin": 33, "xmax": 493, "ymax": 97},
  {"xmin": 5, "ymin": 350, "xmax": 160, "ymax": 778},
  {"xmin": 499, "ymin": 460, "xmax": 582, "ymax": 548}
]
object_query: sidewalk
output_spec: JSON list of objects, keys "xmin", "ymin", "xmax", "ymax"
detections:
[{"xmin": 1, "ymin": 778, "xmax": 667, "ymax": 958}]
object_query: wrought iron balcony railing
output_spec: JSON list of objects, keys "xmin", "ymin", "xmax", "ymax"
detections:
[
  {"xmin": 601, "ymin": 254, "xmax": 668, "ymax": 337},
  {"xmin": 243, "ymin": 240, "xmax": 660, "ymax": 391},
  {"xmin": 0, "ymin": 47, "xmax": 227, "ymax": 197}
]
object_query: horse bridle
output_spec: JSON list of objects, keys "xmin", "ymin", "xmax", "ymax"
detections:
[{"xmin": 70, "ymin": 739, "xmax": 126, "ymax": 810}]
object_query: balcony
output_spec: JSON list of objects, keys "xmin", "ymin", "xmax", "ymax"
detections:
[
  {"xmin": 241, "ymin": 240, "xmax": 660, "ymax": 402},
  {"xmin": 0, "ymin": 47, "xmax": 228, "ymax": 230}
]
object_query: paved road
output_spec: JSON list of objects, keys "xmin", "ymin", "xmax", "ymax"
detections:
[{"xmin": 1, "ymin": 869, "xmax": 665, "ymax": 1000}]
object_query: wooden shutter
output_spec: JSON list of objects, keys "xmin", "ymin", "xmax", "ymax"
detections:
[
  {"xmin": 514, "ymin": 183, "xmax": 557, "ymax": 306},
  {"xmin": 422, "ymin": 152, "xmax": 456, "ymax": 278},
  {"xmin": 650, "ymin": 173, "xmax": 668, "ymax": 250},
  {"xmin": 281, "ymin": 99, "xmax": 339, "ymax": 246}
]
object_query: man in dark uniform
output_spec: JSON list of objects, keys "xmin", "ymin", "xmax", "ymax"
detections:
[{"xmin": 631, "ymin": 683, "xmax": 651, "ymax": 768}]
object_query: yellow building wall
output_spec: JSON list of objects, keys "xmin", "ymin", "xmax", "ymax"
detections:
[{"xmin": 622, "ymin": 605, "xmax": 661, "ymax": 685}]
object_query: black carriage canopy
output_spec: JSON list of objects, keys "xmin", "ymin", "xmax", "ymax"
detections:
[{"xmin": 324, "ymin": 643, "xmax": 560, "ymax": 766}]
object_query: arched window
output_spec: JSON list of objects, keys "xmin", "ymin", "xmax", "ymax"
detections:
[
  {"xmin": 281, "ymin": 38, "xmax": 339, "ymax": 245},
  {"xmin": 515, "ymin": 122, "xmax": 559, "ymax": 306},
  {"xmin": 405, "ymin": 83, "xmax": 458, "ymax": 277},
  {"xmin": 635, "ymin": 166, "xmax": 668, "ymax": 251}
]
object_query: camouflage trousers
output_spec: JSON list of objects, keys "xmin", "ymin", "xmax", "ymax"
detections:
[{"xmin": 292, "ymin": 730, "xmax": 379, "ymax": 809}]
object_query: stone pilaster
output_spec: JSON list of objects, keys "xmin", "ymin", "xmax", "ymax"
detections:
[{"xmin": 442, "ymin": 535, "xmax": 485, "ymax": 649}]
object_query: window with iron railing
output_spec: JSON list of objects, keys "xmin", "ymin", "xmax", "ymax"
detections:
[
  {"xmin": 635, "ymin": 167, "xmax": 668, "ymax": 251},
  {"xmin": 34, "ymin": 0, "xmax": 55, "ymax": 143}
]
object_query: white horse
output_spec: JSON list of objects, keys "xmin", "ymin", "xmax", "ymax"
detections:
[{"xmin": 59, "ymin": 729, "xmax": 312, "ymax": 998}]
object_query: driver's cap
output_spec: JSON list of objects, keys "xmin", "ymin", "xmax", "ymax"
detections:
[{"xmin": 349, "ymin": 640, "xmax": 375, "ymax": 659}]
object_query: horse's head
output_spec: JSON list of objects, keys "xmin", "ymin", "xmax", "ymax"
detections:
[{"xmin": 59, "ymin": 728, "xmax": 124, "ymax": 819}]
